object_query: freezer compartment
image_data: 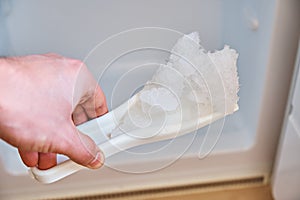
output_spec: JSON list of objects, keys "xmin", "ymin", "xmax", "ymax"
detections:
[
  {"xmin": 0, "ymin": 0, "xmax": 270, "ymax": 174},
  {"xmin": 0, "ymin": 0, "xmax": 299, "ymax": 199}
]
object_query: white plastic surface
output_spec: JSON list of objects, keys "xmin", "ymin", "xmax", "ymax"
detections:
[
  {"xmin": 1, "ymin": 1, "xmax": 300, "ymax": 199},
  {"xmin": 272, "ymin": 41, "xmax": 300, "ymax": 200},
  {"xmin": 0, "ymin": 0, "xmax": 267, "ymax": 176},
  {"xmin": 272, "ymin": 117, "xmax": 300, "ymax": 200},
  {"xmin": 30, "ymin": 91, "xmax": 237, "ymax": 183}
]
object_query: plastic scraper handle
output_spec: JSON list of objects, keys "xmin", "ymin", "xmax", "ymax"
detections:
[
  {"xmin": 30, "ymin": 123, "xmax": 166, "ymax": 184},
  {"xmin": 28, "ymin": 110, "xmax": 115, "ymax": 184},
  {"xmin": 29, "ymin": 97, "xmax": 138, "ymax": 184},
  {"xmin": 29, "ymin": 133, "xmax": 142, "ymax": 184},
  {"xmin": 29, "ymin": 97, "xmax": 236, "ymax": 184}
]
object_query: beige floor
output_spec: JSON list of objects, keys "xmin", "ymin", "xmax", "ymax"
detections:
[
  {"xmin": 46, "ymin": 183, "xmax": 274, "ymax": 199},
  {"xmin": 145, "ymin": 185, "xmax": 274, "ymax": 200}
]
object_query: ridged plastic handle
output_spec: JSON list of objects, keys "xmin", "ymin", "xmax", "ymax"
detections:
[
  {"xmin": 29, "ymin": 102, "xmax": 237, "ymax": 184},
  {"xmin": 29, "ymin": 96, "xmax": 136, "ymax": 184},
  {"xmin": 29, "ymin": 133, "xmax": 143, "ymax": 184}
]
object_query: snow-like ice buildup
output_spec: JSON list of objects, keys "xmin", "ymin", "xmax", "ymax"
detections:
[
  {"xmin": 140, "ymin": 32, "xmax": 239, "ymax": 115},
  {"xmin": 111, "ymin": 32, "xmax": 239, "ymax": 137}
]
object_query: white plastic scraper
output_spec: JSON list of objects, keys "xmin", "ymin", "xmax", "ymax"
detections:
[{"xmin": 30, "ymin": 32, "xmax": 240, "ymax": 183}]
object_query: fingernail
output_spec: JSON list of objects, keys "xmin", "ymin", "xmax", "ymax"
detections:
[{"xmin": 87, "ymin": 151, "xmax": 105, "ymax": 169}]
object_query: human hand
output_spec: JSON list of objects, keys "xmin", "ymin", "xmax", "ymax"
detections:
[{"xmin": 0, "ymin": 54, "xmax": 108, "ymax": 170}]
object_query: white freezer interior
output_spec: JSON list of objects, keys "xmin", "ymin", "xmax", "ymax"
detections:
[{"xmin": 0, "ymin": 0, "xmax": 298, "ymax": 199}]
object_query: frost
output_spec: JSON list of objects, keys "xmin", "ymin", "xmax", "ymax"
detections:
[
  {"xmin": 139, "ymin": 87, "xmax": 179, "ymax": 112},
  {"xmin": 111, "ymin": 32, "xmax": 239, "ymax": 136}
]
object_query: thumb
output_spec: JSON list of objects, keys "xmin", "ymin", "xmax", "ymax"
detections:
[{"xmin": 61, "ymin": 125, "xmax": 105, "ymax": 169}]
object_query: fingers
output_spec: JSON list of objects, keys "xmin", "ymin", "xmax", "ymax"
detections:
[
  {"xmin": 11, "ymin": 55, "xmax": 108, "ymax": 171},
  {"xmin": 72, "ymin": 60, "xmax": 108, "ymax": 120},
  {"xmin": 38, "ymin": 153, "xmax": 57, "ymax": 170},
  {"xmin": 72, "ymin": 105, "xmax": 89, "ymax": 125},
  {"xmin": 18, "ymin": 150, "xmax": 57, "ymax": 169},
  {"xmin": 81, "ymin": 85, "xmax": 108, "ymax": 119},
  {"xmin": 19, "ymin": 126, "xmax": 105, "ymax": 169},
  {"xmin": 58, "ymin": 125, "xmax": 104, "ymax": 169},
  {"xmin": 72, "ymin": 90, "xmax": 106, "ymax": 125},
  {"xmin": 18, "ymin": 149, "xmax": 38, "ymax": 167}
]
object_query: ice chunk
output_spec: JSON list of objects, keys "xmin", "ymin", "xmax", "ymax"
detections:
[
  {"xmin": 139, "ymin": 87, "xmax": 179, "ymax": 112},
  {"xmin": 151, "ymin": 64, "xmax": 185, "ymax": 97},
  {"xmin": 111, "ymin": 32, "xmax": 239, "ymax": 137}
]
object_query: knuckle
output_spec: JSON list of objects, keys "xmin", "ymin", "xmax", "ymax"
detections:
[
  {"xmin": 69, "ymin": 58, "xmax": 86, "ymax": 69},
  {"xmin": 44, "ymin": 53, "xmax": 60, "ymax": 57}
]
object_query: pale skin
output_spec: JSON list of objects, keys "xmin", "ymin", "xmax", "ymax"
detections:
[{"xmin": 0, "ymin": 54, "xmax": 108, "ymax": 170}]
